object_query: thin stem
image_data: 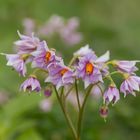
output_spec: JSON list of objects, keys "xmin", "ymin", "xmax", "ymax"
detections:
[
  {"xmin": 60, "ymin": 87, "xmax": 66, "ymax": 109},
  {"xmin": 110, "ymin": 71, "xmax": 122, "ymax": 76},
  {"xmin": 60, "ymin": 87, "xmax": 64, "ymax": 100},
  {"xmin": 75, "ymin": 80, "xmax": 81, "ymax": 111},
  {"xmin": 77, "ymin": 85, "xmax": 93, "ymax": 139},
  {"xmin": 32, "ymin": 68, "xmax": 48, "ymax": 75},
  {"xmin": 68, "ymin": 56, "xmax": 77, "ymax": 67},
  {"xmin": 54, "ymin": 86, "xmax": 77, "ymax": 140}
]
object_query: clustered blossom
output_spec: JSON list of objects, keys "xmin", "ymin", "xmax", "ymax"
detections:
[
  {"xmin": 4, "ymin": 32, "xmax": 76, "ymax": 92},
  {"xmin": 22, "ymin": 15, "xmax": 83, "ymax": 46},
  {"xmin": 3, "ymin": 32, "xmax": 140, "ymax": 119}
]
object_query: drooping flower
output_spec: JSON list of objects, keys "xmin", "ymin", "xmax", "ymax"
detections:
[
  {"xmin": 32, "ymin": 41, "xmax": 61, "ymax": 69},
  {"xmin": 45, "ymin": 63, "xmax": 75, "ymax": 90},
  {"xmin": 15, "ymin": 31, "xmax": 40, "ymax": 54},
  {"xmin": 120, "ymin": 75, "xmax": 140, "ymax": 97},
  {"xmin": 103, "ymin": 85, "xmax": 120, "ymax": 104},
  {"xmin": 20, "ymin": 75, "xmax": 41, "ymax": 92},
  {"xmin": 5, "ymin": 54, "xmax": 27, "ymax": 76},
  {"xmin": 76, "ymin": 48, "xmax": 109, "ymax": 88},
  {"xmin": 112, "ymin": 60, "xmax": 139, "ymax": 73}
]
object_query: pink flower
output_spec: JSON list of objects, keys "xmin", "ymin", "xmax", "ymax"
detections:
[
  {"xmin": 15, "ymin": 31, "xmax": 40, "ymax": 54},
  {"xmin": 113, "ymin": 60, "xmax": 139, "ymax": 73},
  {"xmin": 32, "ymin": 41, "xmax": 61, "ymax": 69},
  {"xmin": 76, "ymin": 53, "xmax": 102, "ymax": 88},
  {"xmin": 5, "ymin": 54, "xmax": 27, "ymax": 76},
  {"xmin": 20, "ymin": 76, "xmax": 41, "ymax": 92},
  {"xmin": 45, "ymin": 63, "xmax": 75, "ymax": 90},
  {"xmin": 75, "ymin": 49, "xmax": 109, "ymax": 88},
  {"xmin": 120, "ymin": 75, "xmax": 140, "ymax": 97},
  {"xmin": 103, "ymin": 86, "xmax": 120, "ymax": 104}
]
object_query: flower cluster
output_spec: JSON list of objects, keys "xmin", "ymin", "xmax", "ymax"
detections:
[
  {"xmin": 3, "ymin": 31, "xmax": 140, "ymax": 140},
  {"xmin": 22, "ymin": 15, "xmax": 83, "ymax": 46},
  {"xmin": 3, "ymin": 32, "xmax": 140, "ymax": 116}
]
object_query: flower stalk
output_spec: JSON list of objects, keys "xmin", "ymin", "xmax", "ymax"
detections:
[{"xmin": 54, "ymin": 86, "xmax": 77, "ymax": 140}]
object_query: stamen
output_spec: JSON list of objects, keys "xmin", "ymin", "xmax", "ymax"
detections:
[
  {"xmin": 21, "ymin": 54, "xmax": 30, "ymax": 61},
  {"xmin": 85, "ymin": 62, "xmax": 94, "ymax": 74},
  {"xmin": 45, "ymin": 51, "xmax": 51, "ymax": 62},
  {"xmin": 60, "ymin": 68, "xmax": 68, "ymax": 76}
]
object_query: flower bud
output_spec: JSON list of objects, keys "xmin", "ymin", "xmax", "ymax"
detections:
[
  {"xmin": 99, "ymin": 106, "xmax": 108, "ymax": 119},
  {"xmin": 44, "ymin": 89, "xmax": 52, "ymax": 97}
]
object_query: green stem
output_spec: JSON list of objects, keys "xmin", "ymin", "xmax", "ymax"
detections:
[
  {"xmin": 68, "ymin": 56, "xmax": 77, "ymax": 67},
  {"xmin": 75, "ymin": 80, "xmax": 81, "ymax": 111},
  {"xmin": 54, "ymin": 86, "xmax": 77, "ymax": 140},
  {"xmin": 77, "ymin": 85, "xmax": 93, "ymax": 139},
  {"xmin": 33, "ymin": 68, "xmax": 48, "ymax": 75},
  {"xmin": 110, "ymin": 71, "xmax": 122, "ymax": 76},
  {"xmin": 60, "ymin": 87, "xmax": 64, "ymax": 100}
]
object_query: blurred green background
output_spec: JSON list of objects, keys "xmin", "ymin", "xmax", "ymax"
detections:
[{"xmin": 0, "ymin": 0, "xmax": 140, "ymax": 140}]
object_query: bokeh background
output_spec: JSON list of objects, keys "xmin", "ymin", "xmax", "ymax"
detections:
[{"xmin": 0, "ymin": 0, "xmax": 140, "ymax": 140}]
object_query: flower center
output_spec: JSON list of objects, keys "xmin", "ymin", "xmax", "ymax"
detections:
[
  {"xmin": 21, "ymin": 54, "xmax": 30, "ymax": 61},
  {"xmin": 85, "ymin": 62, "xmax": 94, "ymax": 74},
  {"xmin": 45, "ymin": 51, "xmax": 51, "ymax": 62},
  {"xmin": 27, "ymin": 85, "xmax": 32, "ymax": 90},
  {"xmin": 60, "ymin": 68, "xmax": 68, "ymax": 76},
  {"xmin": 123, "ymin": 73, "xmax": 130, "ymax": 79}
]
